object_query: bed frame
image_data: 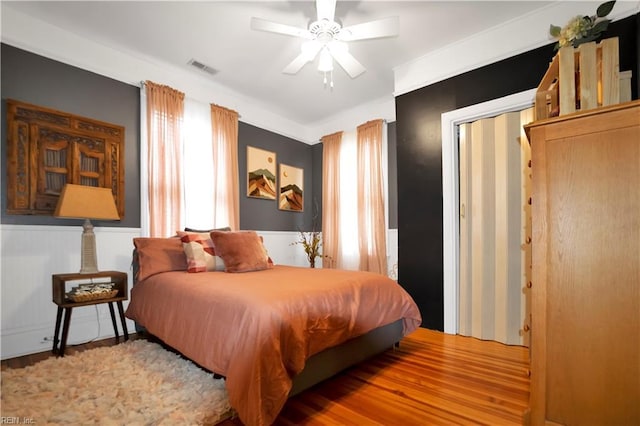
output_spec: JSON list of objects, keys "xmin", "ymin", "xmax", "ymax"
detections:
[
  {"xmin": 142, "ymin": 319, "xmax": 403, "ymax": 397},
  {"xmin": 289, "ymin": 318, "xmax": 403, "ymax": 396},
  {"xmin": 131, "ymin": 249, "xmax": 404, "ymax": 396}
]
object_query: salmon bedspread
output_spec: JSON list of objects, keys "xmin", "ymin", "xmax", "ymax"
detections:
[{"xmin": 125, "ymin": 265, "xmax": 422, "ymax": 425}]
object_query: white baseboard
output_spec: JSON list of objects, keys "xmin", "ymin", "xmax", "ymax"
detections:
[
  {"xmin": 2, "ymin": 309, "xmax": 136, "ymax": 359},
  {"xmin": 0, "ymin": 225, "xmax": 139, "ymax": 359}
]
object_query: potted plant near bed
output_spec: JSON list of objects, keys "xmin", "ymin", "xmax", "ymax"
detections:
[
  {"xmin": 291, "ymin": 202, "xmax": 329, "ymax": 268},
  {"xmin": 292, "ymin": 227, "xmax": 324, "ymax": 268}
]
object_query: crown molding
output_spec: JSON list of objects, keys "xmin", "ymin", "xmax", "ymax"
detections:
[
  {"xmin": 394, "ymin": 1, "xmax": 640, "ymax": 97},
  {"xmin": 0, "ymin": 5, "xmax": 314, "ymax": 143},
  {"xmin": 4, "ymin": 2, "xmax": 637, "ymax": 143}
]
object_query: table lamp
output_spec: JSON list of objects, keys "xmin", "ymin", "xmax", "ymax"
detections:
[{"xmin": 54, "ymin": 184, "xmax": 120, "ymax": 273}]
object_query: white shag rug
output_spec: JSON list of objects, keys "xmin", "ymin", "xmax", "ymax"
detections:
[{"xmin": 1, "ymin": 340, "xmax": 232, "ymax": 425}]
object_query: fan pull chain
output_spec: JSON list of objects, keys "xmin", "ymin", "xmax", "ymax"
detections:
[{"xmin": 323, "ymin": 71, "xmax": 334, "ymax": 90}]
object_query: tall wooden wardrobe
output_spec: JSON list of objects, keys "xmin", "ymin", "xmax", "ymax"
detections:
[{"xmin": 525, "ymin": 100, "xmax": 639, "ymax": 425}]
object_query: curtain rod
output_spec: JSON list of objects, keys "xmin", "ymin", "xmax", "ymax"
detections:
[{"xmin": 140, "ymin": 81, "xmax": 241, "ymax": 117}]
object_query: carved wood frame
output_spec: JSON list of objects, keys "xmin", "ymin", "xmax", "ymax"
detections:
[{"xmin": 6, "ymin": 99, "xmax": 125, "ymax": 217}]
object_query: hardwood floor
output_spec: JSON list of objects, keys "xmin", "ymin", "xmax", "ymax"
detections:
[
  {"xmin": 2, "ymin": 328, "xmax": 530, "ymax": 425},
  {"xmin": 271, "ymin": 328, "xmax": 529, "ymax": 426}
]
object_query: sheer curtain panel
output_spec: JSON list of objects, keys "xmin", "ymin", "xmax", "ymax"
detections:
[
  {"xmin": 356, "ymin": 119, "xmax": 387, "ymax": 274},
  {"xmin": 144, "ymin": 81, "xmax": 185, "ymax": 237},
  {"xmin": 321, "ymin": 131, "xmax": 343, "ymax": 268},
  {"xmin": 210, "ymin": 104, "xmax": 240, "ymax": 231}
]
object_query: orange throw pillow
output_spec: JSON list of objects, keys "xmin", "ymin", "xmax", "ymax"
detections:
[
  {"xmin": 133, "ymin": 237, "xmax": 188, "ymax": 281},
  {"xmin": 210, "ymin": 230, "xmax": 272, "ymax": 273}
]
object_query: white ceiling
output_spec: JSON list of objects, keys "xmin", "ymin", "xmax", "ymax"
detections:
[{"xmin": 3, "ymin": 1, "xmax": 559, "ymax": 126}]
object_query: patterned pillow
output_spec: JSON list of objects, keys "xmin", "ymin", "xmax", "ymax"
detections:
[{"xmin": 177, "ymin": 231, "xmax": 226, "ymax": 273}]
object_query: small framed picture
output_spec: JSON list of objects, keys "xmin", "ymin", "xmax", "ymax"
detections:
[
  {"xmin": 247, "ymin": 146, "xmax": 276, "ymax": 200},
  {"xmin": 279, "ymin": 164, "xmax": 303, "ymax": 212}
]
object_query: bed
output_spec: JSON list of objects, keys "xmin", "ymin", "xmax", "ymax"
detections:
[{"xmin": 125, "ymin": 231, "xmax": 422, "ymax": 426}]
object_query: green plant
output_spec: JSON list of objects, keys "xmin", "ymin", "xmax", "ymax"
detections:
[{"xmin": 550, "ymin": 1, "xmax": 616, "ymax": 50}]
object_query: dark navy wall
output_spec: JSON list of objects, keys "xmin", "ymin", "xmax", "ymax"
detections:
[
  {"xmin": 1, "ymin": 44, "xmax": 403, "ymax": 234},
  {"xmin": 387, "ymin": 121, "xmax": 398, "ymax": 229},
  {"xmin": 0, "ymin": 44, "xmax": 319, "ymax": 232},
  {"xmin": 395, "ymin": 14, "xmax": 639, "ymax": 330},
  {"xmin": 238, "ymin": 122, "xmax": 315, "ymax": 231},
  {"xmin": 1, "ymin": 43, "xmax": 141, "ymax": 228},
  {"xmin": 311, "ymin": 143, "xmax": 323, "ymax": 229}
]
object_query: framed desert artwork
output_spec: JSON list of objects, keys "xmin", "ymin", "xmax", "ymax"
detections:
[
  {"xmin": 247, "ymin": 146, "xmax": 276, "ymax": 200},
  {"xmin": 279, "ymin": 164, "xmax": 303, "ymax": 212}
]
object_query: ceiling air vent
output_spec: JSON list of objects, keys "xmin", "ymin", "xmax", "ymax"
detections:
[{"xmin": 187, "ymin": 59, "xmax": 218, "ymax": 76}]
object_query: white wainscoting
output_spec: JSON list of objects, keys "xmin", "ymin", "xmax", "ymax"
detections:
[
  {"xmin": 0, "ymin": 226, "xmax": 399, "ymax": 359},
  {"xmin": 258, "ymin": 229, "xmax": 398, "ymax": 274},
  {"xmin": 257, "ymin": 230, "xmax": 310, "ymax": 268},
  {"xmin": 1, "ymin": 225, "xmax": 140, "ymax": 359}
]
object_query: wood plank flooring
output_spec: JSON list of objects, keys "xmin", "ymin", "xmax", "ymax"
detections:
[
  {"xmin": 271, "ymin": 328, "xmax": 529, "ymax": 425},
  {"xmin": 2, "ymin": 328, "xmax": 530, "ymax": 425}
]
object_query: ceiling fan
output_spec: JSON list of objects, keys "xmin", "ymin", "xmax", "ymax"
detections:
[{"xmin": 250, "ymin": 0, "xmax": 399, "ymax": 87}]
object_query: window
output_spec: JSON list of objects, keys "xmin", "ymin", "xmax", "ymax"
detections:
[
  {"xmin": 183, "ymin": 98, "xmax": 215, "ymax": 229},
  {"xmin": 140, "ymin": 83, "xmax": 237, "ymax": 237},
  {"xmin": 338, "ymin": 130, "xmax": 359, "ymax": 269}
]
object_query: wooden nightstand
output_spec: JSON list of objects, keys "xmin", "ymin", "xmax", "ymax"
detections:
[{"xmin": 52, "ymin": 271, "xmax": 129, "ymax": 356}]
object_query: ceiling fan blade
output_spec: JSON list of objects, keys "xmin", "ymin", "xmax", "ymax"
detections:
[
  {"xmin": 283, "ymin": 53, "xmax": 311, "ymax": 74},
  {"xmin": 316, "ymin": 0, "xmax": 337, "ymax": 22},
  {"xmin": 337, "ymin": 16, "xmax": 399, "ymax": 41},
  {"xmin": 251, "ymin": 17, "xmax": 312, "ymax": 39},
  {"xmin": 283, "ymin": 41, "xmax": 322, "ymax": 74},
  {"xmin": 328, "ymin": 44, "xmax": 366, "ymax": 78}
]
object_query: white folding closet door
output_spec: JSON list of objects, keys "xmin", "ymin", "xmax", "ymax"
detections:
[{"xmin": 458, "ymin": 108, "xmax": 532, "ymax": 346}]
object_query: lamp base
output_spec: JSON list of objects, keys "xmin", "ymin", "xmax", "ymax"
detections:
[{"xmin": 79, "ymin": 218, "xmax": 99, "ymax": 274}]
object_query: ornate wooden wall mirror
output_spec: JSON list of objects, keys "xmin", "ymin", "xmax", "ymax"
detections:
[{"xmin": 6, "ymin": 99, "xmax": 125, "ymax": 217}]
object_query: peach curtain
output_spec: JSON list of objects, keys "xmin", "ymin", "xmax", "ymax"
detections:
[
  {"xmin": 210, "ymin": 104, "xmax": 240, "ymax": 230},
  {"xmin": 144, "ymin": 80, "xmax": 185, "ymax": 237},
  {"xmin": 356, "ymin": 119, "xmax": 387, "ymax": 274},
  {"xmin": 321, "ymin": 131, "xmax": 343, "ymax": 269}
]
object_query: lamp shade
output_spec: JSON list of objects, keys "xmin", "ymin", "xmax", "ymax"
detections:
[
  {"xmin": 54, "ymin": 184, "xmax": 120, "ymax": 220},
  {"xmin": 54, "ymin": 184, "xmax": 119, "ymax": 273}
]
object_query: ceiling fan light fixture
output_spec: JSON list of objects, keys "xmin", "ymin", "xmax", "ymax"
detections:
[
  {"xmin": 318, "ymin": 47, "xmax": 333, "ymax": 72},
  {"xmin": 329, "ymin": 40, "xmax": 348, "ymax": 54},
  {"xmin": 301, "ymin": 40, "xmax": 321, "ymax": 61},
  {"xmin": 251, "ymin": 0, "xmax": 399, "ymax": 85}
]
